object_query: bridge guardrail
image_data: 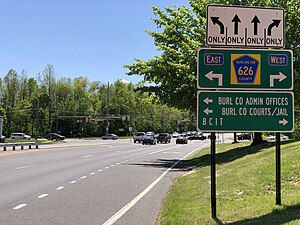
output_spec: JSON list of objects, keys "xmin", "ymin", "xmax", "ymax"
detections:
[{"xmin": 0, "ymin": 142, "xmax": 40, "ymax": 151}]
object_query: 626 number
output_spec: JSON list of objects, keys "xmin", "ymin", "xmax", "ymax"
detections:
[{"xmin": 238, "ymin": 66, "xmax": 254, "ymax": 76}]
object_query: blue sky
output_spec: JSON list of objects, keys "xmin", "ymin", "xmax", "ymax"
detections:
[{"xmin": 0, "ymin": 0, "xmax": 189, "ymax": 84}]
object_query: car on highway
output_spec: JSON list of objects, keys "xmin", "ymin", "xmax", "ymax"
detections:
[
  {"xmin": 133, "ymin": 132, "xmax": 145, "ymax": 143},
  {"xmin": 142, "ymin": 135, "xmax": 156, "ymax": 145},
  {"xmin": 188, "ymin": 132, "xmax": 207, "ymax": 140},
  {"xmin": 176, "ymin": 135, "xmax": 188, "ymax": 144},
  {"xmin": 156, "ymin": 133, "xmax": 171, "ymax": 144},
  {"xmin": 102, "ymin": 134, "xmax": 119, "ymax": 140},
  {"xmin": 10, "ymin": 132, "xmax": 31, "ymax": 140},
  {"xmin": 172, "ymin": 132, "xmax": 179, "ymax": 138},
  {"xmin": 46, "ymin": 133, "xmax": 65, "ymax": 141}
]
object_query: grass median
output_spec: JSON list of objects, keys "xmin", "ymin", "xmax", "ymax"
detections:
[{"xmin": 158, "ymin": 140, "xmax": 300, "ymax": 225}]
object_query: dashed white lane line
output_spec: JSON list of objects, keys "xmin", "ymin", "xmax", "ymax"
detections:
[
  {"xmin": 38, "ymin": 194, "xmax": 48, "ymax": 199},
  {"xmin": 82, "ymin": 155, "xmax": 93, "ymax": 158},
  {"xmin": 13, "ymin": 204, "xmax": 27, "ymax": 210},
  {"xmin": 11, "ymin": 145, "xmax": 185, "ymax": 212},
  {"xmin": 16, "ymin": 164, "xmax": 39, "ymax": 170}
]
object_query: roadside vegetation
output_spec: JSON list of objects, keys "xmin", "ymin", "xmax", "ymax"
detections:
[
  {"xmin": 0, "ymin": 71, "xmax": 196, "ymax": 139},
  {"xmin": 158, "ymin": 140, "xmax": 300, "ymax": 225}
]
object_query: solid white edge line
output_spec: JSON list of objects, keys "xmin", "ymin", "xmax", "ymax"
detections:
[
  {"xmin": 102, "ymin": 147, "xmax": 200, "ymax": 225},
  {"xmin": 13, "ymin": 204, "xmax": 27, "ymax": 209}
]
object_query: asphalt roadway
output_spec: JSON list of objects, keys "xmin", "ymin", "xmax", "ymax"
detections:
[{"xmin": 0, "ymin": 138, "xmax": 210, "ymax": 225}]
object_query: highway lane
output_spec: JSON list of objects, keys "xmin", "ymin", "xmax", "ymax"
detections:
[{"xmin": 0, "ymin": 139, "xmax": 209, "ymax": 225}]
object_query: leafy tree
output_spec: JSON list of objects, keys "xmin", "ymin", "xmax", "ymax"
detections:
[{"xmin": 125, "ymin": 0, "xmax": 300, "ymax": 144}]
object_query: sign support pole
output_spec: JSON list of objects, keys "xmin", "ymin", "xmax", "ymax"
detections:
[
  {"xmin": 276, "ymin": 132, "xmax": 281, "ymax": 205},
  {"xmin": 210, "ymin": 132, "xmax": 217, "ymax": 218}
]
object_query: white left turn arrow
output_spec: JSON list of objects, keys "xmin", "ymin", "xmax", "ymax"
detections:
[
  {"xmin": 279, "ymin": 118, "xmax": 288, "ymax": 126},
  {"xmin": 270, "ymin": 72, "xmax": 286, "ymax": 87},
  {"xmin": 203, "ymin": 97, "xmax": 213, "ymax": 105},
  {"xmin": 205, "ymin": 71, "xmax": 223, "ymax": 86},
  {"xmin": 204, "ymin": 108, "xmax": 213, "ymax": 115}
]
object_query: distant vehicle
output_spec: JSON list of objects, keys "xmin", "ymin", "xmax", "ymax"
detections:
[
  {"xmin": 188, "ymin": 132, "xmax": 207, "ymax": 140},
  {"xmin": 157, "ymin": 133, "xmax": 171, "ymax": 144},
  {"xmin": 46, "ymin": 133, "xmax": 65, "ymax": 141},
  {"xmin": 237, "ymin": 133, "xmax": 252, "ymax": 141},
  {"xmin": 176, "ymin": 135, "xmax": 188, "ymax": 144},
  {"xmin": 146, "ymin": 131, "xmax": 155, "ymax": 136},
  {"xmin": 172, "ymin": 132, "xmax": 179, "ymax": 138},
  {"xmin": 10, "ymin": 133, "xmax": 31, "ymax": 140},
  {"xmin": 102, "ymin": 134, "xmax": 119, "ymax": 140},
  {"xmin": 142, "ymin": 135, "xmax": 156, "ymax": 145},
  {"xmin": 0, "ymin": 135, "xmax": 5, "ymax": 143},
  {"xmin": 268, "ymin": 135, "xmax": 289, "ymax": 141},
  {"xmin": 133, "ymin": 132, "xmax": 145, "ymax": 143}
]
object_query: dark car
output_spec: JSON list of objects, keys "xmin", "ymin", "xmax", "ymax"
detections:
[
  {"xmin": 188, "ymin": 133, "xmax": 207, "ymax": 140},
  {"xmin": 142, "ymin": 135, "xmax": 156, "ymax": 145},
  {"xmin": 46, "ymin": 133, "xmax": 65, "ymax": 141},
  {"xmin": 176, "ymin": 135, "xmax": 188, "ymax": 144},
  {"xmin": 102, "ymin": 134, "xmax": 119, "ymax": 140},
  {"xmin": 157, "ymin": 133, "xmax": 171, "ymax": 144},
  {"xmin": 237, "ymin": 133, "xmax": 252, "ymax": 140}
]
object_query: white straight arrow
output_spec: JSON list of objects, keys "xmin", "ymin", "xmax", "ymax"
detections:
[
  {"xmin": 204, "ymin": 108, "xmax": 213, "ymax": 115},
  {"xmin": 279, "ymin": 118, "xmax": 288, "ymax": 126},
  {"xmin": 205, "ymin": 71, "xmax": 223, "ymax": 86},
  {"xmin": 270, "ymin": 72, "xmax": 286, "ymax": 87},
  {"xmin": 203, "ymin": 97, "xmax": 213, "ymax": 105}
]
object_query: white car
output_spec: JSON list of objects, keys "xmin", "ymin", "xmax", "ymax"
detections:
[
  {"xmin": 267, "ymin": 135, "xmax": 289, "ymax": 141},
  {"xmin": 10, "ymin": 133, "xmax": 31, "ymax": 140}
]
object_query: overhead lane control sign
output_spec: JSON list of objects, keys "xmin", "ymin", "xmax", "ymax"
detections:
[
  {"xmin": 197, "ymin": 48, "xmax": 293, "ymax": 90},
  {"xmin": 206, "ymin": 5, "xmax": 284, "ymax": 48},
  {"xmin": 197, "ymin": 91, "xmax": 294, "ymax": 132}
]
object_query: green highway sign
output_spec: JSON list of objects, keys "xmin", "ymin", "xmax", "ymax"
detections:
[
  {"xmin": 197, "ymin": 91, "xmax": 294, "ymax": 132},
  {"xmin": 197, "ymin": 48, "xmax": 293, "ymax": 90}
]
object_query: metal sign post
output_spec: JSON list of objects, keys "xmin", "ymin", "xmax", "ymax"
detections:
[
  {"xmin": 199, "ymin": 5, "xmax": 290, "ymax": 218},
  {"xmin": 276, "ymin": 132, "xmax": 281, "ymax": 205},
  {"xmin": 210, "ymin": 132, "xmax": 217, "ymax": 218}
]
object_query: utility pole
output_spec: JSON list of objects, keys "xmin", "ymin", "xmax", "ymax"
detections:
[
  {"xmin": 35, "ymin": 99, "xmax": 39, "ymax": 141},
  {"xmin": 56, "ymin": 111, "xmax": 59, "ymax": 133},
  {"xmin": 106, "ymin": 82, "xmax": 110, "ymax": 134}
]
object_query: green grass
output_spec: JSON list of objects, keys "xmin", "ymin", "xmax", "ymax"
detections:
[{"xmin": 158, "ymin": 140, "xmax": 300, "ymax": 225}]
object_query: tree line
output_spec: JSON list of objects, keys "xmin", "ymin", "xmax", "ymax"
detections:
[{"xmin": 0, "ymin": 65, "xmax": 195, "ymax": 139}]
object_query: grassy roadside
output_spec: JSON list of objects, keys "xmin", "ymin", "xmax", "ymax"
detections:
[{"xmin": 158, "ymin": 140, "xmax": 300, "ymax": 225}]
